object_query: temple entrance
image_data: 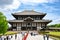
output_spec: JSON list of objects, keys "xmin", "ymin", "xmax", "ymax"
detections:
[
  {"xmin": 21, "ymin": 21, "xmax": 37, "ymax": 30},
  {"xmin": 21, "ymin": 27, "xmax": 37, "ymax": 30},
  {"xmin": 32, "ymin": 27, "xmax": 37, "ymax": 30},
  {"xmin": 27, "ymin": 27, "xmax": 31, "ymax": 30},
  {"xmin": 21, "ymin": 27, "xmax": 26, "ymax": 30},
  {"xmin": 21, "ymin": 22, "xmax": 37, "ymax": 30},
  {"xmin": 21, "ymin": 27, "xmax": 32, "ymax": 30}
]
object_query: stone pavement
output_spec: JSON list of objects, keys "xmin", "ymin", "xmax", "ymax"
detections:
[
  {"xmin": 21, "ymin": 31, "xmax": 53, "ymax": 40},
  {"xmin": 26, "ymin": 34, "xmax": 53, "ymax": 40},
  {"xmin": 0, "ymin": 31, "xmax": 54, "ymax": 40}
]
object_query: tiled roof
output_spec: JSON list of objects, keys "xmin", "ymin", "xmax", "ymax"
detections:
[
  {"xmin": 24, "ymin": 17, "xmax": 34, "ymax": 21},
  {"xmin": 8, "ymin": 19, "xmax": 52, "ymax": 23},
  {"xmin": 12, "ymin": 10, "xmax": 46, "ymax": 15}
]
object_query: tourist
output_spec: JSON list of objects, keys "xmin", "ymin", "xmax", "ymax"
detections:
[
  {"xmin": 43, "ymin": 34, "xmax": 46, "ymax": 40},
  {"xmin": 46, "ymin": 34, "xmax": 49, "ymax": 40},
  {"xmin": 30, "ymin": 32, "xmax": 33, "ymax": 36}
]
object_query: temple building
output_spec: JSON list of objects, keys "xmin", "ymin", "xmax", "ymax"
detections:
[{"xmin": 8, "ymin": 10, "xmax": 52, "ymax": 31}]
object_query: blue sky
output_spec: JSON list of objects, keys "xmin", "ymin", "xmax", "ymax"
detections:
[{"xmin": 0, "ymin": 0, "xmax": 60, "ymax": 25}]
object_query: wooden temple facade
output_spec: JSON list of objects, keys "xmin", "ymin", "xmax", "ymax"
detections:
[{"xmin": 8, "ymin": 10, "xmax": 51, "ymax": 31}]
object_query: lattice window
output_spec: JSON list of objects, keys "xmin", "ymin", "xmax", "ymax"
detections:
[{"xmin": 13, "ymin": 23, "xmax": 16, "ymax": 27}]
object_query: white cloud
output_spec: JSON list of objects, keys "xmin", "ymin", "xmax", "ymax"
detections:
[
  {"xmin": 6, "ymin": 0, "xmax": 20, "ymax": 10},
  {"xmin": 18, "ymin": 0, "xmax": 59, "ymax": 7},
  {"xmin": 41, "ymin": 4, "xmax": 58, "ymax": 12},
  {"xmin": 20, "ymin": 0, "xmax": 48, "ymax": 3},
  {"xmin": 49, "ymin": 18, "xmax": 60, "ymax": 25},
  {"xmin": 44, "ymin": 13, "xmax": 60, "ymax": 25},
  {"xmin": 0, "ymin": 0, "xmax": 21, "ymax": 10},
  {"xmin": 20, "ymin": 0, "xmax": 59, "ymax": 5},
  {"xmin": 0, "ymin": 0, "xmax": 59, "ymax": 10},
  {"xmin": 20, "ymin": 0, "xmax": 58, "ymax": 3},
  {"xmin": 0, "ymin": 0, "xmax": 13, "ymax": 5}
]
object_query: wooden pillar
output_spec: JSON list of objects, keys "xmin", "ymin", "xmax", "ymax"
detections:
[
  {"xmin": 21, "ymin": 22, "xmax": 22, "ymax": 28},
  {"xmin": 41, "ymin": 22, "xmax": 42, "ymax": 28},
  {"xmin": 12, "ymin": 23, "xmax": 13, "ymax": 31},
  {"xmin": 31, "ymin": 22, "xmax": 32, "ymax": 30},
  {"xmin": 16, "ymin": 23, "xmax": 17, "ymax": 31},
  {"xmin": 36, "ymin": 22, "xmax": 37, "ymax": 30},
  {"xmin": 11, "ymin": 23, "xmax": 13, "ymax": 31},
  {"xmin": 21, "ymin": 22, "xmax": 22, "ymax": 27},
  {"xmin": 26, "ymin": 22, "xmax": 27, "ymax": 30},
  {"xmin": 45, "ymin": 23, "xmax": 47, "ymax": 29}
]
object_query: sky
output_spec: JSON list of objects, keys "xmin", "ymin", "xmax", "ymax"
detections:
[{"xmin": 0, "ymin": 0, "xmax": 60, "ymax": 25}]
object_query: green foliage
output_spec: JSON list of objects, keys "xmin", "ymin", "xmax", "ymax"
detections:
[
  {"xmin": 0, "ymin": 31, "xmax": 18, "ymax": 36},
  {"xmin": 48, "ymin": 24, "xmax": 60, "ymax": 27},
  {"xmin": 49, "ymin": 32, "xmax": 60, "ymax": 37},
  {"xmin": 0, "ymin": 12, "xmax": 8, "ymax": 35}
]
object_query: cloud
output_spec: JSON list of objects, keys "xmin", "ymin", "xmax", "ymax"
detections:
[
  {"xmin": 44, "ymin": 13, "xmax": 60, "ymax": 25},
  {"xmin": 49, "ymin": 18, "xmax": 60, "ymax": 25},
  {"xmin": 20, "ymin": 0, "xmax": 59, "ymax": 5},
  {"xmin": 0, "ymin": 0, "xmax": 21, "ymax": 10},
  {"xmin": 0, "ymin": 0, "xmax": 59, "ymax": 10},
  {"xmin": 5, "ymin": 0, "xmax": 21, "ymax": 10},
  {"xmin": 42, "ymin": 4, "xmax": 59, "ymax": 13},
  {"xmin": 0, "ymin": 0, "xmax": 13, "ymax": 5},
  {"xmin": 20, "ymin": 0, "xmax": 58, "ymax": 3}
]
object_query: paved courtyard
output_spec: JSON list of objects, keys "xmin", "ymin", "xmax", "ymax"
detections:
[
  {"xmin": 26, "ymin": 34, "xmax": 53, "ymax": 40},
  {"xmin": 0, "ymin": 31, "xmax": 53, "ymax": 40},
  {"xmin": 19, "ymin": 31, "xmax": 53, "ymax": 40}
]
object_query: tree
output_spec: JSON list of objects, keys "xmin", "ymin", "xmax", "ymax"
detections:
[
  {"xmin": 48, "ymin": 24, "xmax": 60, "ymax": 27},
  {"xmin": 55, "ymin": 24, "xmax": 60, "ymax": 27},
  {"xmin": 0, "ymin": 12, "xmax": 8, "ymax": 35}
]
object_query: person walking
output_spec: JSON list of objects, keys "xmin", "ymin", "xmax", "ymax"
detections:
[{"xmin": 46, "ymin": 34, "xmax": 49, "ymax": 40}]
